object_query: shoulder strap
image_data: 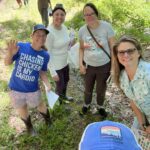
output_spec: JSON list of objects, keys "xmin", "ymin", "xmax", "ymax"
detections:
[{"xmin": 87, "ymin": 26, "xmax": 111, "ymax": 60}]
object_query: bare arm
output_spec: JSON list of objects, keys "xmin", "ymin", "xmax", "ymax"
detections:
[
  {"xmin": 40, "ymin": 71, "xmax": 51, "ymax": 92},
  {"xmin": 130, "ymin": 100, "xmax": 146, "ymax": 131},
  {"xmin": 79, "ymin": 40, "xmax": 86, "ymax": 74},
  {"xmin": 108, "ymin": 36, "xmax": 116, "ymax": 71},
  {"xmin": 108, "ymin": 36, "xmax": 116, "ymax": 53},
  {"xmin": 45, "ymin": 31, "xmax": 59, "ymax": 82},
  {"xmin": 4, "ymin": 40, "xmax": 19, "ymax": 66}
]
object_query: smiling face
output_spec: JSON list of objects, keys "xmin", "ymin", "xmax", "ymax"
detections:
[
  {"xmin": 31, "ymin": 30, "xmax": 47, "ymax": 50},
  {"xmin": 83, "ymin": 6, "xmax": 98, "ymax": 25},
  {"xmin": 117, "ymin": 42, "xmax": 140, "ymax": 68},
  {"xmin": 52, "ymin": 9, "xmax": 66, "ymax": 27}
]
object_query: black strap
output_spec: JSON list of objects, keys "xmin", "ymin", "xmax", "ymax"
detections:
[{"xmin": 87, "ymin": 26, "xmax": 111, "ymax": 60}]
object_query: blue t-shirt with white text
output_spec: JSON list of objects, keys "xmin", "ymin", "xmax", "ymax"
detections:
[{"xmin": 9, "ymin": 42, "xmax": 50, "ymax": 92}]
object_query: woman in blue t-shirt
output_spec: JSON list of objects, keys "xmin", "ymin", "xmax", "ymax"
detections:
[{"xmin": 4, "ymin": 24, "xmax": 52, "ymax": 136}]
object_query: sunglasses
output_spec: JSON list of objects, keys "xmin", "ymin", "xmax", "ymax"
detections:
[{"xmin": 117, "ymin": 48, "xmax": 137, "ymax": 57}]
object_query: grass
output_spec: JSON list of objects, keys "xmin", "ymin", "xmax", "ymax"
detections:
[
  {"xmin": 1, "ymin": 0, "xmax": 149, "ymax": 149},
  {"xmin": 0, "ymin": 1, "xmax": 99, "ymax": 149}
]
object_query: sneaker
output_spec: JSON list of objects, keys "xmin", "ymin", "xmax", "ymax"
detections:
[
  {"xmin": 79, "ymin": 106, "xmax": 90, "ymax": 116},
  {"xmin": 59, "ymin": 96, "xmax": 74, "ymax": 104},
  {"xmin": 64, "ymin": 96, "xmax": 74, "ymax": 102},
  {"xmin": 98, "ymin": 108, "xmax": 108, "ymax": 118}
]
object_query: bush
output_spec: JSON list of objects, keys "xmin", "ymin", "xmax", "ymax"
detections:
[{"xmin": 66, "ymin": 0, "xmax": 150, "ymax": 44}]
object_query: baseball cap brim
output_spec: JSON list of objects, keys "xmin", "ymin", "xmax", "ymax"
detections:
[{"xmin": 33, "ymin": 24, "xmax": 49, "ymax": 34}]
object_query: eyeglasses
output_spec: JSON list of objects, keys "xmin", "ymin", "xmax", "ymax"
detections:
[
  {"xmin": 117, "ymin": 48, "xmax": 137, "ymax": 57},
  {"xmin": 83, "ymin": 12, "xmax": 95, "ymax": 17}
]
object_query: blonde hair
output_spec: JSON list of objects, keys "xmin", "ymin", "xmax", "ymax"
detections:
[{"xmin": 112, "ymin": 35, "xmax": 143, "ymax": 87}]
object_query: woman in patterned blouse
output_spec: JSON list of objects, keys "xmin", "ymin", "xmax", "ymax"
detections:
[{"xmin": 112, "ymin": 35, "xmax": 150, "ymax": 134}]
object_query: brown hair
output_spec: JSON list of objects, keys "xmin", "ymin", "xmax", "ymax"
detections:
[
  {"xmin": 112, "ymin": 35, "xmax": 143, "ymax": 87},
  {"xmin": 83, "ymin": 3, "xmax": 99, "ymax": 18},
  {"xmin": 52, "ymin": 3, "xmax": 66, "ymax": 15}
]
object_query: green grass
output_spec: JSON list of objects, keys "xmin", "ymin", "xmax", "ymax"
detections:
[{"xmin": 0, "ymin": 0, "xmax": 149, "ymax": 149}]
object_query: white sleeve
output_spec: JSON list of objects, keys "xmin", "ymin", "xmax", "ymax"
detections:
[{"xmin": 45, "ymin": 31, "xmax": 57, "ymax": 77}]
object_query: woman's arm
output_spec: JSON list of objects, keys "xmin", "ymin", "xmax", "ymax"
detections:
[
  {"xmin": 79, "ymin": 40, "xmax": 86, "ymax": 74},
  {"xmin": 130, "ymin": 100, "xmax": 146, "ymax": 131},
  {"xmin": 108, "ymin": 36, "xmax": 116, "ymax": 53},
  {"xmin": 108, "ymin": 36, "xmax": 115, "ymax": 71},
  {"xmin": 40, "ymin": 71, "xmax": 51, "ymax": 92},
  {"xmin": 45, "ymin": 31, "xmax": 59, "ymax": 81}
]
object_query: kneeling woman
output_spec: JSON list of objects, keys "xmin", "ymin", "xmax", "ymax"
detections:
[{"xmin": 112, "ymin": 35, "xmax": 150, "ymax": 134}]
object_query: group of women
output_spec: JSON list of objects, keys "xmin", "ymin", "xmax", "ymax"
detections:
[{"xmin": 5, "ymin": 2, "xmax": 149, "ymax": 137}]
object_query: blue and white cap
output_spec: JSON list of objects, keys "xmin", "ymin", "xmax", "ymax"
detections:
[
  {"xmin": 79, "ymin": 120, "xmax": 142, "ymax": 150},
  {"xmin": 32, "ymin": 24, "xmax": 49, "ymax": 34}
]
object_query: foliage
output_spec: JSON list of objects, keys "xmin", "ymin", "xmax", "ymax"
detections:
[
  {"xmin": 65, "ymin": 11, "xmax": 84, "ymax": 30},
  {"xmin": 98, "ymin": 0, "xmax": 150, "ymax": 43},
  {"xmin": 0, "ymin": 0, "xmax": 150, "ymax": 149},
  {"xmin": 67, "ymin": 0, "xmax": 150, "ymax": 44}
]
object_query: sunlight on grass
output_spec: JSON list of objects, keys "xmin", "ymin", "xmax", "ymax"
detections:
[
  {"xmin": 0, "ymin": 92, "xmax": 10, "ymax": 110},
  {"xmin": 0, "ymin": 0, "xmax": 149, "ymax": 149}
]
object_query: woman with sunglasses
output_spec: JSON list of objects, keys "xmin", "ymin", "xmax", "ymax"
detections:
[
  {"xmin": 79, "ymin": 3, "xmax": 115, "ymax": 117},
  {"xmin": 46, "ymin": 4, "xmax": 74, "ymax": 104},
  {"xmin": 112, "ymin": 35, "xmax": 150, "ymax": 134}
]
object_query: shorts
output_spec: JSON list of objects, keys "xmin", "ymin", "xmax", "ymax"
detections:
[{"xmin": 9, "ymin": 90, "xmax": 41, "ymax": 109}]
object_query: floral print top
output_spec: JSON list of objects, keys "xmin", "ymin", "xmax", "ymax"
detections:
[{"xmin": 120, "ymin": 59, "xmax": 150, "ymax": 123}]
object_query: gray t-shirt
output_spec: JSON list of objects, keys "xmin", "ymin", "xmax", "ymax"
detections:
[{"xmin": 78, "ymin": 20, "xmax": 115, "ymax": 66}]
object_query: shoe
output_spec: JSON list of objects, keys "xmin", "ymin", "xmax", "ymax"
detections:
[
  {"xmin": 64, "ymin": 96, "xmax": 74, "ymax": 103},
  {"xmin": 59, "ymin": 95, "xmax": 74, "ymax": 104},
  {"xmin": 62, "ymin": 88, "xmax": 74, "ymax": 102},
  {"xmin": 79, "ymin": 106, "xmax": 90, "ymax": 116},
  {"xmin": 98, "ymin": 108, "xmax": 108, "ymax": 118},
  {"xmin": 65, "ymin": 96, "xmax": 74, "ymax": 101}
]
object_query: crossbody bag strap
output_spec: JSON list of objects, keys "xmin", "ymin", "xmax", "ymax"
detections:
[{"xmin": 87, "ymin": 26, "xmax": 111, "ymax": 60}]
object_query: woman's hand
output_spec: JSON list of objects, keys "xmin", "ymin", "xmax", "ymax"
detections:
[
  {"xmin": 7, "ymin": 40, "xmax": 19, "ymax": 56},
  {"xmin": 45, "ymin": 84, "xmax": 51, "ymax": 92},
  {"xmin": 83, "ymin": 43, "xmax": 91, "ymax": 49},
  {"xmin": 80, "ymin": 64, "xmax": 86, "ymax": 75},
  {"xmin": 52, "ymin": 75, "xmax": 59, "ymax": 81}
]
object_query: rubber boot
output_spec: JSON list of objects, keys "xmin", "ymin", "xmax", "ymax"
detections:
[
  {"xmin": 40, "ymin": 109, "xmax": 52, "ymax": 127},
  {"xmin": 21, "ymin": 116, "xmax": 37, "ymax": 136}
]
